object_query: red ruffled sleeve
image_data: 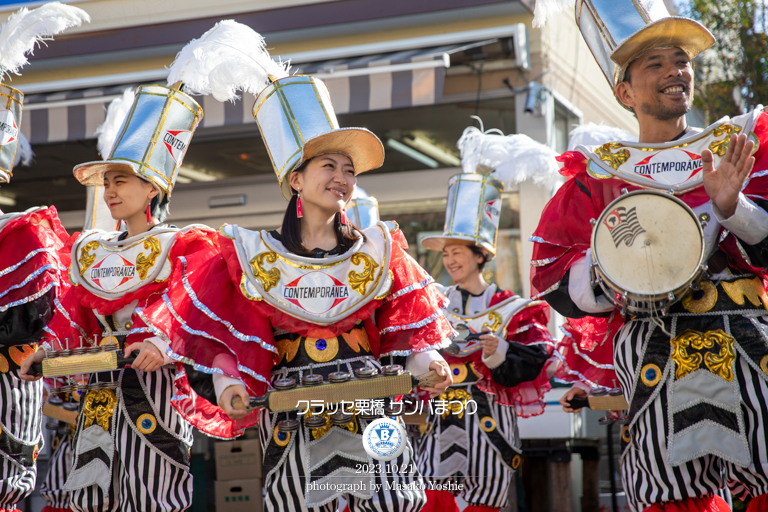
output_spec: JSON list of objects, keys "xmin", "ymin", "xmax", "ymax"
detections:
[
  {"xmin": 0, "ymin": 207, "xmax": 68, "ymax": 313},
  {"xmin": 375, "ymin": 229, "xmax": 454, "ymax": 356},
  {"xmin": 129, "ymin": 246, "xmax": 277, "ymax": 439},
  {"xmin": 554, "ymin": 315, "xmax": 620, "ymax": 390},
  {"xmin": 448, "ymin": 294, "xmax": 556, "ymax": 417}
]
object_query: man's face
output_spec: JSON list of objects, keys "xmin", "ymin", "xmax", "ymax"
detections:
[{"xmin": 615, "ymin": 48, "xmax": 694, "ymax": 121}]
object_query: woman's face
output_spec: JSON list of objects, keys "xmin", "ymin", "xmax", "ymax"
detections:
[
  {"xmin": 103, "ymin": 170, "xmax": 157, "ymax": 220},
  {"xmin": 290, "ymin": 154, "xmax": 356, "ymax": 216},
  {"xmin": 442, "ymin": 244, "xmax": 483, "ymax": 283}
]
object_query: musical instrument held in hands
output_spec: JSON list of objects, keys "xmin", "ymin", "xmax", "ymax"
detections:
[
  {"xmin": 590, "ymin": 189, "xmax": 708, "ymax": 316},
  {"xmin": 232, "ymin": 366, "xmax": 443, "ymax": 413},
  {"xmin": 30, "ymin": 344, "xmax": 138, "ymax": 380}
]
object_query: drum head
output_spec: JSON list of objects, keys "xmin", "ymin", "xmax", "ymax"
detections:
[{"xmin": 593, "ymin": 191, "xmax": 704, "ymax": 296}]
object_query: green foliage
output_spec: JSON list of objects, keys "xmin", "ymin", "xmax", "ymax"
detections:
[{"xmin": 683, "ymin": 0, "xmax": 768, "ymax": 121}]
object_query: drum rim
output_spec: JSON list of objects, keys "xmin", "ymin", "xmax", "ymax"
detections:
[{"xmin": 590, "ymin": 189, "xmax": 706, "ymax": 300}]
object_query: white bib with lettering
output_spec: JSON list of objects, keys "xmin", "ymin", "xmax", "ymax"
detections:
[
  {"xmin": 578, "ymin": 108, "xmax": 763, "ymax": 193},
  {"xmin": 225, "ymin": 222, "xmax": 395, "ymax": 325},
  {"xmin": 70, "ymin": 226, "xmax": 204, "ymax": 299}
]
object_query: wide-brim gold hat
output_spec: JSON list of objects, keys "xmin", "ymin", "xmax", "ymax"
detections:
[
  {"xmin": 73, "ymin": 160, "xmax": 168, "ymax": 196},
  {"xmin": 278, "ymin": 127, "xmax": 384, "ymax": 201},
  {"xmin": 611, "ymin": 17, "xmax": 715, "ymax": 82},
  {"xmin": 421, "ymin": 235, "xmax": 494, "ymax": 257}
]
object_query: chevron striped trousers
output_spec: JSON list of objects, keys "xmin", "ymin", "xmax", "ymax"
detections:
[
  {"xmin": 417, "ymin": 385, "xmax": 519, "ymax": 509},
  {"xmin": 69, "ymin": 366, "xmax": 194, "ymax": 512},
  {"xmin": 616, "ymin": 316, "xmax": 768, "ymax": 512}
]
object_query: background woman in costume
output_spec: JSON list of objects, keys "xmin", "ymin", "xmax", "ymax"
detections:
[
  {"xmin": 20, "ymin": 82, "xmax": 217, "ymax": 512},
  {"xmin": 417, "ymin": 125, "xmax": 558, "ymax": 512},
  {"xmin": 0, "ymin": 4, "xmax": 88, "ymax": 511},
  {"xmin": 127, "ymin": 22, "xmax": 454, "ymax": 512}
]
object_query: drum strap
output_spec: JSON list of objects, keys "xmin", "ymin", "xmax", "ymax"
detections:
[{"xmin": 707, "ymin": 249, "xmax": 728, "ymax": 274}]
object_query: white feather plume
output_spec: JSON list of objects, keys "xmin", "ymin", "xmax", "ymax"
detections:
[
  {"xmin": 532, "ymin": 0, "xmax": 574, "ymax": 27},
  {"xmin": 567, "ymin": 122, "xmax": 637, "ymax": 151},
  {"xmin": 95, "ymin": 88, "xmax": 135, "ymax": 160},
  {"xmin": 0, "ymin": 2, "xmax": 90, "ymax": 79},
  {"xmin": 167, "ymin": 20, "xmax": 290, "ymax": 103},
  {"xmin": 457, "ymin": 125, "xmax": 560, "ymax": 189},
  {"xmin": 12, "ymin": 132, "xmax": 33, "ymax": 167}
]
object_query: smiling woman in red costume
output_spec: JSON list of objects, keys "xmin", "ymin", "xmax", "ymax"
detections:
[
  {"xmin": 417, "ymin": 126, "xmax": 558, "ymax": 512},
  {"xmin": 127, "ymin": 22, "xmax": 454, "ymax": 512},
  {"xmin": 21, "ymin": 81, "xmax": 216, "ymax": 512}
]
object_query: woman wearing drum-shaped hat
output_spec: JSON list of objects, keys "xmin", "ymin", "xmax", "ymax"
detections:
[
  {"xmin": 20, "ymin": 81, "xmax": 219, "ymax": 510},
  {"xmin": 124, "ymin": 21, "xmax": 454, "ymax": 511},
  {"xmin": 0, "ymin": 4, "xmax": 88, "ymax": 510},
  {"xmin": 417, "ymin": 125, "xmax": 557, "ymax": 512}
]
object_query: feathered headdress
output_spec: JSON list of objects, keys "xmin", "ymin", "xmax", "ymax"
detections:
[
  {"xmin": 532, "ymin": 0, "xmax": 573, "ymax": 27},
  {"xmin": 0, "ymin": 2, "xmax": 90, "ymax": 79},
  {"xmin": 166, "ymin": 20, "xmax": 290, "ymax": 102},
  {"xmin": 95, "ymin": 88, "xmax": 135, "ymax": 159},
  {"xmin": 12, "ymin": 132, "xmax": 33, "ymax": 167},
  {"xmin": 457, "ymin": 117, "xmax": 560, "ymax": 189},
  {"xmin": 567, "ymin": 122, "xmax": 636, "ymax": 151}
]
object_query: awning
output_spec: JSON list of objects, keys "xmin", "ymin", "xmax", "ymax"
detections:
[{"xmin": 20, "ymin": 40, "xmax": 494, "ymax": 145}]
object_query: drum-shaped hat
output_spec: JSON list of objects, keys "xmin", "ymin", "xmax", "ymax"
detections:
[
  {"xmin": 576, "ymin": 0, "xmax": 714, "ymax": 87},
  {"xmin": 0, "ymin": 85, "xmax": 23, "ymax": 184},
  {"xmin": 74, "ymin": 85, "xmax": 203, "ymax": 196},
  {"xmin": 253, "ymin": 75, "xmax": 384, "ymax": 201},
  {"xmin": 347, "ymin": 188, "xmax": 380, "ymax": 230},
  {"xmin": 421, "ymin": 173, "xmax": 504, "ymax": 259}
]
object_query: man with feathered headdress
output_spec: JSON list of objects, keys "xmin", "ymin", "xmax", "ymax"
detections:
[
  {"xmin": 0, "ymin": 3, "xmax": 89, "ymax": 510},
  {"xmin": 531, "ymin": 1, "xmax": 768, "ymax": 511}
]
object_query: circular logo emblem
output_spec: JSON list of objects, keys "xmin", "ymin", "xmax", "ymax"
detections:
[{"xmin": 362, "ymin": 417, "xmax": 406, "ymax": 461}]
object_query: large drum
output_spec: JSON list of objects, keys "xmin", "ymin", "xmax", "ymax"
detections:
[{"xmin": 590, "ymin": 189, "xmax": 707, "ymax": 315}]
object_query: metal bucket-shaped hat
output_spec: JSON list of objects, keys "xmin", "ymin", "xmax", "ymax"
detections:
[
  {"xmin": 575, "ymin": 0, "xmax": 714, "ymax": 87},
  {"xmin": 347, "ymin": 190, "xmax": 380, "ymax": 230},
  {"xmin": 0, "ymin": 85, "xmax": 23, "ymax": 183},
  {"xmin": 253, "ymin": 75, "xmax": 384, "ymax": 201},
  {"xmin": 74, "ymin": 85, "xmax": 202, "ymax": 196},
  {"xmin": 421, "ymin": 173, "xmax": 504, "ymax": 259}
]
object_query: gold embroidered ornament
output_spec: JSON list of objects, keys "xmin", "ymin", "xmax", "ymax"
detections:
[
  {"xmin": 348, "ymin": 253, "xmax": 378, "ymax": 295},
  {"xmin": 250, "ymin": 251, "xmax": 280, "ymax": 292},
  {"xmin": 448, "ymin": 364, "xmax": 468, "ymax": 384},
  {"xmin": 78, "ymin": 241, "xmax": 100, "ymax": 276},
  {"xmin": 682, "ymin": 281, "xmax": 718, "ymax": 314},
  {"xmin": 0, "ymin": 354, "xmax": 8, "ymax": 374},
  {"xmin": 721, "ymin": 277, "xmax": 768, "ymax": 310},
  {"xmin": 595, "ymin": 143, "xmax": 630, "ymax": 169},
  {"xmin": 135, "ymin": 237, "xmax": 161, "ymax": 280},
  {"xmin": 438, "ymin": 388, "xmax": 473, "ymax": 420},
  {"xmin": 82, "ymin": 388, "xmax": 117, "ymax": 431},
  {"xmin": 304, "ymin": 336, "xmax": 339, "ymax": 363},
  {"xmin": 621, "ymin": 425, "xmax": 631, "ymax": 443},
  {"xmin": 669, "ymin": 329, "xmax": 736, "ymax": 381},
  {"xmin": 511, "ymin": 454, "xmax": 521, "ymax": 470},
  {"xmin": 760, "ymin": 355, "xmax": 768, "ymax": 376},
  {"xmin": 708, "ymin": 124, "xmax": 742, "ymax": 157}
]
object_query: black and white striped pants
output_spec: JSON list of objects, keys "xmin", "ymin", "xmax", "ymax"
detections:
[
  {"xmin": 616, "ymin": 317, "xmax": 768, "ymax": 511},
  {"xmin": 416, "ymin": 386, "xmax": 518, "ymax": 509},
  {"xmin": 258, "ymin": 408, "xmax": 426, "ymax": 512},
  {"xmin": 0, "ymin": 370, "xmax": 43, "ymax": 509},
  {"xmin": 41, "ymin": 432, "xmax": 74, "ymax": 510},
  {"xmin": 69, "ymin": 366, "xmax": 194, "ymax": 512}
]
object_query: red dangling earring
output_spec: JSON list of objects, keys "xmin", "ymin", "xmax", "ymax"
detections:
[
  {"xmin": 340, "ymin": 208, "xmax": 347, "ymax": 225},
  {"xmin": 146, "ymin": 204, "xmax": 152, "ymax": 225},
  {"xmin": 296, "ymin": 191, "xmax": 304, "ymax": 218}
]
